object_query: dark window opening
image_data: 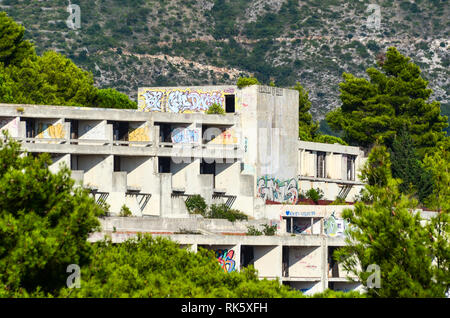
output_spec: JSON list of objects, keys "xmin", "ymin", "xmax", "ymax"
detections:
[
  {"xmin": 316, "ymin": 151, "xmax": 326, "ymax": 178},
  {"xmin": 114, "ymin": 156, "xmax": 121, "ymax": 172},
  {"xmin": 346, "ymin": 155, "xmax": 356, "ymax": 181},
  {"xmin": 240, "ymin": 246, "xmax": 254, "ymax": 268},
  {"xmin": 225, "ymin": 95, "xmax": 235, "ymax": 113},
  {"xmin": 328, "ymin": 247, "xmax": 340, "ymax": 278},
  {"xmin": 200, "ymin": 159, "xmax": 215, "ymax": 175},
  {"xmin": 282, "ymin": 246, "xmax": 289, "ymax": 277},
  {"xmin": 24, "ymin": 119, "xmax": 35, "ymax": 138},
  {"xmin": 68, "ymin": 119, "xmax": 79, "ymax": 139},
  {"xmin": 109, "ymin": 121, "xmax": 129, "ymax": 141},
  {"xmin": 158, "ymin": 157, "xmax": 171, "ymax": 173},
  {"xmin": 154, "ymin": 122, "xmax": 173, "ymax": 142},
  {"xmin": 71, "ymin": 155, "xmax": 78, "ymax": 170}
]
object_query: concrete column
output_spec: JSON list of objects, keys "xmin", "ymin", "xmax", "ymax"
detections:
[{"xmin": 321, "ymin": 235, "xmax": 328, "ymax": 293}]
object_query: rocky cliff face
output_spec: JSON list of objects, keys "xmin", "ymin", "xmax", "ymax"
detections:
[{"xmin": 2, "ymin": 0, "xmax": 448, "ymax": 120}]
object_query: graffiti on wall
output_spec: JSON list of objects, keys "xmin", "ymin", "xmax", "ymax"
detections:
[
  {"xmin": 0, "ymin": 118, "xmax": 19, "ymax": 137},
  {"xmin": 324, "ymin": 212, "xmax": 350, "ymax": 237},
  {"xmin": 128, "ymin": 126, "xmax": 150, "ymax": 142},
  {"xmin": 209, "ymin": 128, "xmax": 238, "ymax": 145},
  {"xmin": 257, "ymin": 176, "xmax": 298, "ymax": 204},
  {"xmin": 139, "ymin": 88, "xmax": 231, "ymax": 113},
  {"xmin": 171, "ymin": 127, "xmax": 201, "ymax": 144},
  {"xmin": 36, "ymin": 123, "xmax": 65, "ymax": 139},
  {"xmin": 215, "ymin": 249, "xmax": 236, "ymax": 273}
]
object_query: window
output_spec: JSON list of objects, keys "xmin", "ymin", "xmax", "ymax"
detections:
[
  {"xmin": 346, "ymin": 155, "xmax": 355, "ymax": 181},
  {"xmin": 200, "ymin": 159, "xmax": 215, "ymax": 175},
  {"xmin": 316, "ymin": 152, "xmax": 326, "ymax": 178},
  {"xmin": 114, "ymin": 156, "xmax": 121, "ymax": 172},
  {"xmin": 225, "ymin": 95, "xmax": 235, "ymax": 113},
  {"xmin": 158, "ymin": 157, "xmax": 171, "ymax": 173}
]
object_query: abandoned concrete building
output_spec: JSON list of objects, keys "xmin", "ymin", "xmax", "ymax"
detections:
[{"xmin": 1, "ymin": 84, "xmax": 374, "ymax": 294}]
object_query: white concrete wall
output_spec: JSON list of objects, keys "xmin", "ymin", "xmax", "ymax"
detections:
[
  {"xmin": 78, "ymin": 155, "xmax": 113, "ymax": 192},
  {"xmin": 288, "ymin": 246, "xmax": 322, "ymax": 278},
  {"xmin": 253, "ymin": 245, "xmax": 282, "ymax": 278}
]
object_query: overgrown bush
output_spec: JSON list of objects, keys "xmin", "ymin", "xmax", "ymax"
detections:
[
  {"xmin": 236, "ymin": 76, "xmax": 260, "ymax": 88},
  {"xmin": 205, "ymin": 103, "xmax": 225, "ymax": 115},
  {"xmin": 208, "ymin": 204, "xmax": 248, "ymax": 222},
  {"xmin": 185, "ymin": 195, "xmax": 207, "ymax": 215},
  {"xmin": 119, "ymin": 204, "xmax": 132, "ymax": 217},
  {"xmin": 305, "ymin": 188, "xmax": 324, "ymax": 203},
  {"xmin": 247, "ymin": 224, "xmax": 277, "ymax": 236}
]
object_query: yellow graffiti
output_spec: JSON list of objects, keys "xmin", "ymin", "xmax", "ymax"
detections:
[
  {"xmin": 36, "ymin": 123, "xmax": 65, "ymax": 139},
  {"xmin": 128, "ymin": 126, "xmax": 150, "ymax": 141},
  {"xmin": 210, "ymin": 128, "xmax": 238, "ymax": 145}
]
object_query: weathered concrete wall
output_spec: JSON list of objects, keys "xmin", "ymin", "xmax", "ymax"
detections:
[
  {"xmin": 253, "ymin": 245, "xmax": 282, "ymax": 278},
  {"xmin": 288, "ymin": 246, "xmax": 322, "ymax": 278}
]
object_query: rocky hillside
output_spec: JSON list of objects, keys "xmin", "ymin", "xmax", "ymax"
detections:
[{"xmin": 1, "ymin": 0, "xmax": 448, "ymax": 121}]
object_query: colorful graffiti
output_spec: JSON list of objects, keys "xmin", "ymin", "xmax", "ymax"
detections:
[
  {"xmin": 36, "ymin": 123, "xmax": 65, "ymax": 139},
  {"xmin": 215, "ymin": 249, "xmax": 236, "ymax": 273},
  {"xmin": 209, "ymin": 128, "xmax": 238, "ymax": 145},
  {"xmin": 128, "ymin": 126, "xmax": 150, "ymax": 142},
  {"xmin": 139, "ymin": 88, "xmax": 230, "ymax": 113},
  {"xmin": 324, "ymin": 212, "xmax": 350, "ymax": 237},
  {"xmin": 257, "ymin": 176, "xmax": 298, "ymax": 204},
  {"xmin": 171, "ymin": 127, "xmax": 201, "ymax": 144}
]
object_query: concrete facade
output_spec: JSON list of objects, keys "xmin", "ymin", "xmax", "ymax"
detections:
[{"xmin": 0, "ymin": 85, "xmax": 371, "ymax": 294}]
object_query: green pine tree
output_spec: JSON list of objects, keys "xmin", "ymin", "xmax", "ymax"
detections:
[
  {"xmin": 389, "ymin": 130, "xmax": 434, "ymax": 204},
  {"xmin": 335, "ymin": 143, "xmax": 448, "ymax": 297},
  {"xmin": 326, "ymin": 47, "xmax": 448, "ymax": 157},
  {"xmin": 0, "ymin": 135, "xmax": 106, "ymax": 296}
]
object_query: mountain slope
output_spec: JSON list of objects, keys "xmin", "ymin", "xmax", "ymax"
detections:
[{"xmin": 1, "ymin": 0, "xmax": 448, "ymax": 121}]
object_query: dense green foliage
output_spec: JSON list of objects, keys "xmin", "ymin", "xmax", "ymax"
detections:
[
  {"xmin": 389, "ymin": 130, "xmax": 434, "ymax": 204},
  {"xmin": 236, "ymin": 76, "xmax": 260, "ymax": 89},
  {"xmin": 0, "ymin": 12, "xmax": 136, "ymax": 109},
  {"xmin": 59, "ymin": 234, "xmax": 305, "ymax": 298},
  {"xmin": 335, "ymin": 144, "xmax": 449, "ymax": 297},
  {"xmin": 246, "ymin": 224, "xmax": 277, "ymax": 236},
  {"xmin": 209, "ymin": 204, "xmax": 248, "ymax": 222},
  {"xmin": 185, "ymin": 194, "xmax": 208, "ymax": 215},
  {"xmin": 294, "ymin": 82, "xmax": 347, "ymax": 145},
  {"xmin": 205, "ymin": 102, "xmax": 225, "ymax": 114},
  {"xmin": 0, "ymin": 136, "xmax": 105, "ymax": 297},
  {"xmin": 294, "ymin": 82, "xmax": 319, "ymax": 141},
  {"xmin": 326, "ymin": 47, "xmax": 448, "ymax": 156}
]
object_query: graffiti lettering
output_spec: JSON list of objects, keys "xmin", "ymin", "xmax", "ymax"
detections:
[
  {"xmin": 36, "ymin": 123, "xmax": 65, "ymax": 139},
  {"xmin": 171, "ymin": 128, "xmax": 201, "ymax": 144},
  {"xmin": 139, "ymin": 88, "xmax": 229, "ymax": 113},
  {"xmin": 257, "ymin": 176, "xmax": 298, "ymax": 204},
  {"xmin": 128, "ymin": 127, "xmax": 150, "ymax": 142},
  {"xmin": 324, "ymin": 212, "xmax": 350, "ymax": 237},
  {"xmin": 215, "ymin": 249, "xmax": 236, "ymax": 273},
  {"xmin": 209, "ymin": 128, "xmax": 238, "ymax": 145}
]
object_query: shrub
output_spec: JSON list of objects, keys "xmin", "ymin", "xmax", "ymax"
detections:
[
  {"xmin": 185, "ymin": 194, "xmax": 207, "ymax": 215},
  {"xmin": 205, "ymin": 103, "xmax": 225, "ymax": 115},
  {"xmin": 208, "ymin": 204, "xmax": 248, "ymax": 222},
  {"xmin": 236, "ymin": 76, "xmax": 260, "ymax": 89},
  {"xmin": 305, "ymin": 188, "xmax": 324, "ymax": 203},
  {"xmin": 246, "ymin": 225, "xmax": 262, "ymax": 236},
  {"xmin": 119, "ymin": 204, "xmax": 132, "ymax": 217}
]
